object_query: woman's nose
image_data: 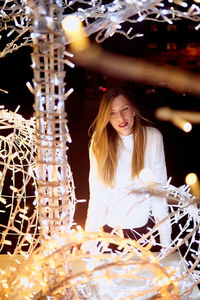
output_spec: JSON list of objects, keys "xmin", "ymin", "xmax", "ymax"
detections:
[{"xmin": 118, "ymin": 110, "xmax": 124, "ymax": 120}]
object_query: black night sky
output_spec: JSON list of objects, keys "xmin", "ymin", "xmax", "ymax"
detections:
[{"xmin": 0, "ymin": 18, "xmax": 199, "ymax": 228}]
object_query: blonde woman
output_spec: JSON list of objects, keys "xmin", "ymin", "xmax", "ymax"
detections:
[{"xmin": 85, "ymin": 88, "xmax": 171, "ymax": 252}]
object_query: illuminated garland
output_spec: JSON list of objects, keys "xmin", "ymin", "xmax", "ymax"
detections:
[
  {"xmin": 0, "ymin": 107, "xmax": 38, "ymax": 256},
  {"xmin": 1, "ymin": 0, "xmax": 200, "ymax": 57}
]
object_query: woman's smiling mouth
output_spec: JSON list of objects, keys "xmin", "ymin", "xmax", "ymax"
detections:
[{"xmin": 118, "ymin": 122, "xmax": 128, "ymax": 128}]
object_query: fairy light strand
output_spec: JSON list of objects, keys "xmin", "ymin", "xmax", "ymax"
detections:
[{"xmin": 0, "ymin": 1, "xmax": 200, "ymax": 57}]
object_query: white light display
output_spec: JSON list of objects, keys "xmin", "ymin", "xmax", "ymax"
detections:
[
  {"xmin": 1, "ymin": 0, "xmax": 200, "ymax": 57},
  {"xmin": 0, "ymin": 107, "xmax": 38, "ymax": 256}
]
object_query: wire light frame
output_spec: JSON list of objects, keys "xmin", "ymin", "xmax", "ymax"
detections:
[
  {"xmin": 0, "ymin": 107, "xmax": 39, "ymax": 256},
  {"xmin": 28, "ymin": 0, "xmax": 77, "ymax": 292},
  {"xmin": 30, "ymin": 0, "xmax": 76, "ymax": 241},
  {"xmin": 1, "ymin": 0, "xmax": 200, "ymax": 57}
]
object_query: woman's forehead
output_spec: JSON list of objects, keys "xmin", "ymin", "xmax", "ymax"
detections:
[{"xmin": 110, "ymin": 95, "xmax": 130, "ymax": 108}]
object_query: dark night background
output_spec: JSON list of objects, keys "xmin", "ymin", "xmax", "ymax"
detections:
[{"xmin": 0, "ymin": 18, "xmax": 199, "ymax": 229}]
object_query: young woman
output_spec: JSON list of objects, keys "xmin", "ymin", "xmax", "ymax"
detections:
[{"xmin": 85, "ymin": 88, "xmax": 171, "ymax": 251}]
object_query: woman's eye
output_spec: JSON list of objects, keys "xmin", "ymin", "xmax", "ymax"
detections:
[
  {"xmin": 123, "ymin": 107, "xmax": 128, "ymax": 111},
  {"xmin": 110, "ymin": 112, "xmax": 115, "ymax": 116}
]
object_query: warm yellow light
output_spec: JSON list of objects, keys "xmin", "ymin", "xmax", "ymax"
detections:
[
  {"xmin": 19, "ymin": 213, "xmax": 29, "ymax": 221},
  {"xmin": 10, "ymin": 185, "xmax": 19, "ymax": 193},
  {"xmin": 185, "ymin": 173, "xmax": 197, "ymax": 185},
  {"xmin": 2, "ymin": 282, "xmax": 8, "ymax": 289},
  {"xmin": 3, "ymin": 240, "xmax": 12, "ymax": 246},
  {"xmin": 185, "ymin": 173, "xmax": 200, "ymax": 197},
  {"xmin": 76, "ymin": 225, "xmax": 83, "ymax": 231},
  {"xmin": 0, "ymin": 197, "xmax": 6, "ymax": 204},
  {"xmin": 20, "ymin": 277, "xmax": 29, "ymax": 288},
  {"xmin": 194, "ymin": 0, "xmax": 200, "ymax": 3},
  {"xmin": 25, "ymin": 233, "xmax": 33, "ymax": 242},
  {"xmin": 62, "ymin": 16, "xmax": 89, "ymax": 52},
  {"xmin": 62, "ymin": 15, "xmax": 82, "ymax": 32},
  {"xmin": 75, "ymin": 232, "xmax": 83, "ymax": 240},
  {"xmin": 0, "ymin": 89, "xmax": 8, "ymax": 94},
  {"xmin": 172, "ymin": 117, "xmax": 192, "ymax": 133}
]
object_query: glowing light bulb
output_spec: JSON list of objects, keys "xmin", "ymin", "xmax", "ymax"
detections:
[
  {"xmin": 20, "ymin": 277, "xmax": 29, "ymax": 288},
  {"xmin": 161, "ymin": 9, "xmax": 168, "ymax": 15},
  {"xmin": 3, "ymin": 240, "xmax": 12, "ymax": 246},
  {"xmin": 172, "ymin": 117, "xmax": 192, "ymax": 132},
  {"xmin": 0, "ymin": 197, "xmax": 6, "ymax": 204},
  {"xmin": 2, "ymin": 282, "xmax": 8, "ymax": 289},
  {"xmin": 195, "ymin": 23, "xmax": 200, "ymax": 30},
  {"xmin": 183, "ymin": 121, "xmax": 192, "ymax": 132},
  {"xmin": 75, "ymin": 232, "xmax": 83, "ymax": 240},
  {"xmin": 62, "ymin": 16, "xmax": 89, "ymax": 52},
  {"xmin": 62, "ymin": 15, "xmax": 81, "ymax": 31},
  {"xmin": 185, "ymin": 173, "xmax": 200, "ymax": 197},
  {"xmin": 185, "ymin": 173, "xmax": 197, "ymax": 185}
]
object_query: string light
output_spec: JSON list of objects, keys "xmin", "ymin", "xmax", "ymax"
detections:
[
  {"xmin": 0, "ymin": 112, "xmax": 199, "ymax": 299},
  {"xmin": 0, "ymin": 106, "xmax": 198, "ymax": 299},
  {"xmin": 0, "ymin": 108, "xmax": 39, "ymax": 258},
  {"xmin": 0, "ymin": 1, "xmax": 200, "ymax": 56}
]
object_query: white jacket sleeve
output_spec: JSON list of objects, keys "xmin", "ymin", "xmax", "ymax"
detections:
[
  {"xmin": 85, "ymin": 143, "xmax": 109, "ymax": 232},
  {"xmin": 148, "ymin": 128, "xmax": 171, "ymax": 247}
]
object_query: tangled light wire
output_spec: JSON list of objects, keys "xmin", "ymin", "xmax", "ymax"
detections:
[
  {"xmin": 0, "ymin": 134, "xmax": 200, "ymax": 300},
  {"xmin": 0, "ymin": 107, "xmax": 199, "ymax": 299},
  {"xmin": 0, "ymin": 106, "xmax": 39, "ymax": 256},
  {"xmin": 1, "ymin": 0, "xmax": 200, "ymax": 56},
  {"xmin": 0, "ymin": 0, "xmax": 200, "ymax": 299}
]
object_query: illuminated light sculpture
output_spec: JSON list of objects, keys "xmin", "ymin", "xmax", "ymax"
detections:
[
  {"xmin": 1, "ymin": 0, "xmax": 200, "ymax": 58},
  {"xmin": 29, "ymin": 0, "xmax": 76, "ymax": 240},
  {"xmin": 0, "ymin": 0, "xmax": 200, "ymax": 299},
  {"xmin": 0, "ymin": 107, "xmax": 38, "ymax": 256},
  {"xmin": 0, "ymin": 228, "xmax": 179, "ymax": 299},
  {"xmin": 0, "ymin": 181, "xmax": 199, "ymax": 299},
  {"xmin": 27, "ymin": 0, "xmax": 77, "ymax": 294}
]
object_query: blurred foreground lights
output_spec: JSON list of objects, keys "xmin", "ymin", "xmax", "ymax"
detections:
[
  {"xmin": 20, "ymin": 277, "xmax": 29, "ymax": 288},
  {"xmin": 186, "ymin": 173, "xmax": 198, "ymax": 185},
  {"xmin": 185, "ymin": 173, "xmax": 200, "ymax": 197},
  {"xmin": 172, "ymin": 117, "xmax": 192, "ymax": 132},
  {"xmin": 63, "ymin": 15, "xmax": 82, "ymax": 31},
  {"xmin": 139, "ymin": 168, "xmax": 154, "ymax": 183},
  {"xmin": 62, "ymin": 15, "xmax": 89, "ymax": 52},
  {"xmin": 183, "ymin": 121, "xmax": 192, "ymax": 132},
  {"xmin": 155, "ymin": 107, "xmax": 194, "ymax": 132}
]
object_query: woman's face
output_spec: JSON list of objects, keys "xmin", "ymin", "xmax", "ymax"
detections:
[{"xmin": 109, "ymin": 94, "xmax": 135, "ymax": 136}]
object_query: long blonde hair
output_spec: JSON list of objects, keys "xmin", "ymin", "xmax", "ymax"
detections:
[{"xmin": 89, "ymin": 88, "xmax": 148, "ymax": 187}]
